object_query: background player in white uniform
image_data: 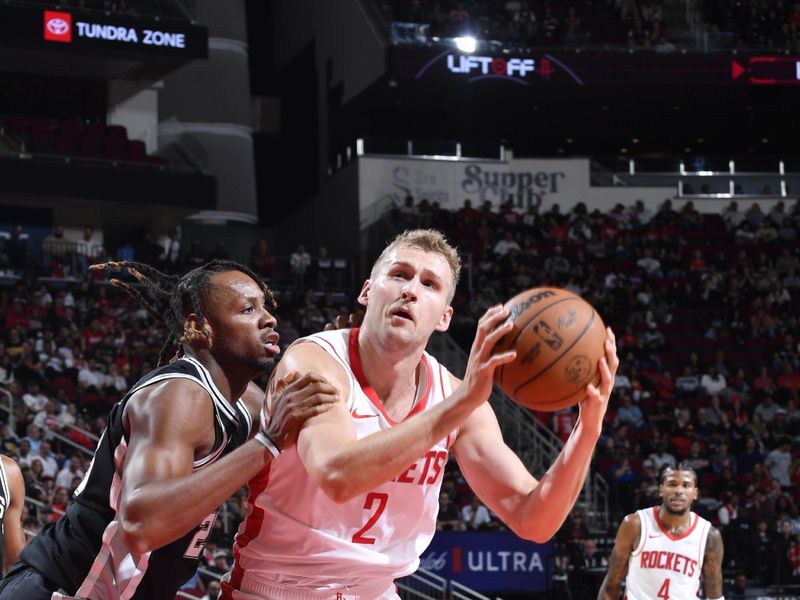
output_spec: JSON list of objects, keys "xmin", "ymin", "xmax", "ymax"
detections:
[
  {"xmin": 224, "ymin": 229, "xmax": 619, "ymax": 600},
  {"xmin": 597, "ymin": 463, "xmax": 724, "ymax": 600}
]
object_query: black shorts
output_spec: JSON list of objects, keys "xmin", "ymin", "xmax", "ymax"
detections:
[{"xmin": 0, "ymin": 562, "xmax": 61, "ymax": 600}]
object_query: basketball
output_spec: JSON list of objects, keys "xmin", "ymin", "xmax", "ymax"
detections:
[{"xmin": 494, "ymin": 287, "xmax": 607, "ymax": 411}]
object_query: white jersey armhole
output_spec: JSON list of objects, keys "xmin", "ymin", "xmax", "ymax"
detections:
[
  {"xmin": 696, "ymin": 515, "xmax": 711, "ymax": 569},
  {"xmin": 631, "ymin": 509, "xmax": 648, "ymax": 557},
  {"xmin": 296, "ymin": 335, "xmax": 358, "ymax": 411}
]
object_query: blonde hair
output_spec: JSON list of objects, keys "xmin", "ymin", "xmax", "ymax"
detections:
[{"xmin": 371, "ymin": 229, "xmax": 462, "ymax": 302}]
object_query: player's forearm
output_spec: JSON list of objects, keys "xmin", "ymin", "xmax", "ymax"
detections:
[
  {"xmin": 119, "ymin": 439, "xmax": 273, "ymax": 553},
  {"xmin": 509, "ymin": 418, "xmax": 599, "ymax": 542},
  {"xmin": 308, "ymin": 394, "xmax": 475, "ymax": 502},
  {"xmin": 596, "ymin": 581, "xmax": 620, "ymax": 600}
]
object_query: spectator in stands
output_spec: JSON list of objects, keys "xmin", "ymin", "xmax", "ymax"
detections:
[
  {"xmin": 648, "ymin": 440, "xmax": 677, "ymax": 471},
  {"xmin": 492, "ymin": 230, "xmax": 521, "ymax": 257},
  {"xmin": 75, "ymin": 225, "xmax": 100, "ymax": 275},
  {"xmin": 77, "ymin": 357, "xmax": 105, "ymax": 393},
  {"xmin": 22, "ymin": 381, "xmax": 48, "ymax": 417},
  {"xmin": 56, "ymin": 455, "xmax": 83, "ymax": 490},
  {"xmin": 616, "ymin": 394, "xmax": 644, "ymax": 429},
  {"xmin": 701, "ymin": 366, "xmax": 728, "ymax": 398},
  {"xmin": 289, "ymin": 244, "xmax": 311, "ymax": 292},
  {"xmin": 755, "ymin": 393, "xmax": 781, "ymax": 424},
  {"xmin": 674, "ymin": 366, "xmax": 701, "ymax": 397},
  {"xmin": 722, "ymin": 201, "xmax": 744, "ymax": 230},
  {"xmin": 162, "ymin": 227, "xmax": 181, "ymax": 269},
  {"xmin": 22, "ymin": 424, "xmax": 43, "ymax": 454},
  {"xmin": 543, "ymin": 245, "xmax": 570, "ymax": 277},
  {"xmin": 437, "ymin": 491, "xmax": 465, "ymax": 531},
  {"xmin": 766, "ymin": 437, "xmax": 793, "ymax": 489},
  {"xmin": 250, "ymin": 239, "xmax": 276, "ymax": 282},
  {"xmin": 42, "ymin": 225, "xmax": 70, "ymax": 277},
  {"xmin": 32, "ymin": 400, "xmax": 61, "ymax": 438},
  {"xmin": 461, "ymin": 494, "xmax": 494, "ymax": 530},
  {"xmin": 710, "ymin": 441, "xmax": 737, "ymax": 475}
]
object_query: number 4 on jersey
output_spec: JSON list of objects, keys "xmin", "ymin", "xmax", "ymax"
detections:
[
  {"xmin": 352, "ymin": 492, "xmax": 388, "ymax": 545},
  {"xmin": 657, "ymin": 578, "xmax": 671, "ymax": 600}
]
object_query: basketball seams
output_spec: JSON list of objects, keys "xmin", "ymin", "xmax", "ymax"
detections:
[
  {"xmin": 496, "ymin": 296, "xmax": 575, "ymax": 387},
  {"xmin": 511, "ymin": 309, "xmax": 597, "ymax": 399}
]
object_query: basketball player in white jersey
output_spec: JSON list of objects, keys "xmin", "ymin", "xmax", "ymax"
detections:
[
  {"xmin": 597, "ymin": 462, "xmax": 724, "ymax": 600},
  {"xmin": 223, "ymin": 229, "xmax": 619, "ymax": 600},
  {"xmin": 0, "ymin": 455, "xmax": 25, "ymax": 574}
]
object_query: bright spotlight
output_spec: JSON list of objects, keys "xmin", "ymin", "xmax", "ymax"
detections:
[{"xmin": 454, "ymin": 36, "xmax": 477, "ymax": 53}]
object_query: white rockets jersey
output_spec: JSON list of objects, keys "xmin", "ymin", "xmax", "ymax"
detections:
[
  {"xmin": 625, "ymin": 507, "xmax": 711, "ymax": 600},
  {"xmin": 224, "ymin": 328, "xmax": 457, "ymax": 597}
]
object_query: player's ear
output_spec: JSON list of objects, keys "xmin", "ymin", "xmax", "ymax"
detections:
[
  {"xmin": 357, "ymin": 279, "xmax": 370, "ymax": 307},
  {"xmin": 434, "ymin": 305, "xmax": 453, "ymax": 332},
  {"xmin": 182, "ymin": 314, "xmax": 212, "ymax": 348}
]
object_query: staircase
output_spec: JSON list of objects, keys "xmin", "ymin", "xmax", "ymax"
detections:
[
  {"xmin": 397, "ymin": 568, "xmax": 501, "ymax": 600},
  {"xmin": 426, "ymin": 332, "xmax": 610, "ymax": 531}
]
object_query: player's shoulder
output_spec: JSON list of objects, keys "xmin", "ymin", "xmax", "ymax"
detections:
[
  {"xmin": 705, "ymin": 523, "xmax": 723, "ymax": 545},
  {"xmin": 278, "ymin": 330, "xmax": 353, "ymax": 387},
  {"xmin": 621, "ymin": 511, "xmax": 643, "ymax": 528},
  {"xmin": 0, "ymin": 454, "xmax": 24, "ymax": 488},
  {"xmin": 618, "ymin": 510, "xmax": 644, "ymax": 538},
  {"xmin": 0, "ymin": 454, "xmax": 20, "ymax": 475}
]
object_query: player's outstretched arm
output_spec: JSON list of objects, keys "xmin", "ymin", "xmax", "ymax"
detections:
[
  {"xmin": 288, "ymin": 305, "xmax": 517, "ymax": 503},
  {"xmin": 117, "ymin": 373, "xmax": 337, "ymax": 554},
  {"xmin": 453, "ymin": 328, "xmax": 618, "ymax": 542},
  {"xmin": 702, "ymin": 526, "xmax": 724, "ymax": 599},
  {"xmin": 597, "ymin": 513, "xmax": 639, "ymax": 600},
  {"xmin": 1, "ymin": 456, "xmax": 25, "ymax": 575}
]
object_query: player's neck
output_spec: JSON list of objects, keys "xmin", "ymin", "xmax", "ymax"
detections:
[
  {"xmin": 357, "ymin": 328, "xmax": 425, "ymax": 415},
  {"xmin": 657, "ymin": 506, "xmax": 693, "ymax": 533},
  {"xmin": 184, "ymin": 347, "xmax": 247, "ymax": 404}
]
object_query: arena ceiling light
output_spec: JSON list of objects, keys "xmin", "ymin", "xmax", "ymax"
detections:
[{"xmin": 454, "ymin": 36, "xmax": 477, "ymax": 53}]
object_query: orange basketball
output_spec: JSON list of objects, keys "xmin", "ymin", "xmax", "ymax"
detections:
[{"xmin": 494, "ymin": 287, "xmax": 606, "ymax": 411}]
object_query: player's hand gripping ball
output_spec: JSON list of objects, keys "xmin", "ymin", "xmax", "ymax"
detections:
[{"xmin": 494, "ymin": 287, "xmax": 606, "ymax": 411}]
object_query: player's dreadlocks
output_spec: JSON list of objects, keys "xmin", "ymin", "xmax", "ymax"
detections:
[{"xmin": 90, "ymin": 259, "xmax": 276, "ymax": 366}]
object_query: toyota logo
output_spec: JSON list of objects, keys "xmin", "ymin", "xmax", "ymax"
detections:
[{"xmin": 46, "ymin": 18, "xmax": 69, "ymax": 35}]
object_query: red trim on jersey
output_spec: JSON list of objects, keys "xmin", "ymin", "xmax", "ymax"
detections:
[
  {"xmin": 315, "ymin": 334, "xmax": 348, "ymax": 365},
  {"xmin": 652, "ymin": 506, "xmax": 699, "ymax": 540},
  {"xmin": 347, "ymin": 328, "xmax": 432, "ymax": 425},
  {"xmin": 220, "ymin": 463, "xmax": 273, "ymax": 599}
]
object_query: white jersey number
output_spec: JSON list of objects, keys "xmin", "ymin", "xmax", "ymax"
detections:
[{"xmin": 183, "ymin": 511, "xmax": 218, "ymax": 559}]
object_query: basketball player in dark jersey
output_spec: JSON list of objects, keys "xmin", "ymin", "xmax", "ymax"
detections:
[
  {"xmin": 0, "ymin": 455, "xmax": 25, "ymax": 574},
  {"xmin": 0, "ymin": 260, "xmax": 338, "ymax": 600}
]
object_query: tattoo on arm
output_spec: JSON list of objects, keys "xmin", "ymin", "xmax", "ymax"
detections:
[{"xmin": 703, "ymin": 527, "xmax": 724, "ymax": 599}]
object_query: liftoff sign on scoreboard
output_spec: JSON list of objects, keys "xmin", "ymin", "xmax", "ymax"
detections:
[{"xmin": 446, "ymin": 55, "xmax": 536, "ymax": 78}]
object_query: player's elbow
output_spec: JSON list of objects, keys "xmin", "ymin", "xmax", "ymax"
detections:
[
  {"xmin": 510, "ymin": 519, "xmax": 556, "ymax": 544},
  {"xmin": 316, "ymin": 470, "xmax": 358, "ymax": 503},
  {"xmin": 119, "ymin": 517, "xmax": 153, "ymax": 554}
]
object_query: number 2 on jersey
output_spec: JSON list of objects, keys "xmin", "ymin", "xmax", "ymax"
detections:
[
  {"xmin": 352, "ymin": 492, "xmax": 388, "ymax": 544},
  {"xmin": 657, "ymin": 578, "xmax": 671, "ymax": 600}
]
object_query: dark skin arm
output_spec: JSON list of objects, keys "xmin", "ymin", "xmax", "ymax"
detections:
[
  {"xmin": 116, "ymin": 373, "xmax": 338, "ymax": 554},
  {"xmin": 702, "ymin": 526, "xmax": 724, "ymax": 599},
  {"xmin": 1, "ymin": 456, "xmax": 25, "ymax": 575},
  {"xmin": 597, "ymin": 513, "xmax": 641, "ymax": 600}
]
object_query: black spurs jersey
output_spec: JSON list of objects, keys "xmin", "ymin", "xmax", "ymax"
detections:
[
  {"xmin": 0, "ymin": 457, "xmax": 11, "ymax": 570},
  {"xmin": 19, "ymin": 357, "xmax": 253, "ymax": 600}
]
